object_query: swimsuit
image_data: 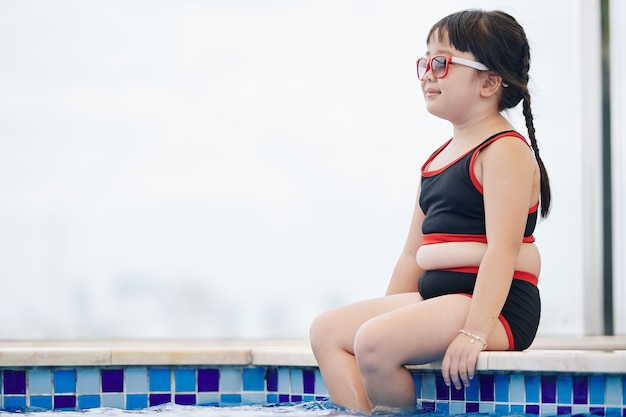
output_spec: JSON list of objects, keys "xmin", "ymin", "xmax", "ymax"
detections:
[{"xmin": 417, "ymin": 130, "xmax": 541, "ymax": 351}]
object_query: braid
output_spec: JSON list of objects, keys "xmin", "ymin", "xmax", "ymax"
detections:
[{"xmin": 522, "ymin": 89, "xmax": 552, "ymax": 218}]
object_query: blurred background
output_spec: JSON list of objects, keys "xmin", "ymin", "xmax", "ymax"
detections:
[{"xmin": 0, "ymin": 0, "xmax": 624, "ymax": 339}]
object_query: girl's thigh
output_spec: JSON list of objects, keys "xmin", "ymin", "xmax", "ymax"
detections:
[
  {"xmin": 310, "ymin": 292, "xmax": 424, "ymax": 354},
  {"xmin": 354, "ymin": 294, "xmax": 477, "ymax": 365}
]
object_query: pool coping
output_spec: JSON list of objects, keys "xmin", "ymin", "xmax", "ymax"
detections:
[{"xmin": 0, "ymin": 337, "xmax": 625, "ymax": 373}]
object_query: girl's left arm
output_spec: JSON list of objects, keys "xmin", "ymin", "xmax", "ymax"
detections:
[{"xmin": 441, "ymin": 136, "xmax": 539, "ymax": 389}]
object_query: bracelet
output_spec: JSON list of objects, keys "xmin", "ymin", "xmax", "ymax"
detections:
[{"xmin": 459, "ymin": 329, "xmax": 488, "ymax": 350}]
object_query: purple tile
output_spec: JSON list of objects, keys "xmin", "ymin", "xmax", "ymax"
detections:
[
  {"xmin": 433, "ymin": 374, "xmax": 448, "ymax": 400},
  {"xmin": 303, "ymin": 369, "xmax": 315, "ymax": 394},
  {"xmin": 557, "ymin": 405, "xmax": 572, "ymax": 415},
  {"xmin": 465, "ymin": 402, "xmax": 479, "ymax": 413},
  {"xmin": 421, "ymin": 401, "xmax": 436, "ymax": 412},
  {"xmin": 102, "ymin": 369, "xmax": 124, "ymax": 393},
  {"xmin": 479, "ymin": 374, "xmax": 495, "ymax": 401},
  {"xmin": 149, "ymin": 393, "xmax": 171, "ymax": 406},
  {"xmin": 542, "ymin": 375, "xmax": 557, "ymax": 403},
  {"xmin": 3, "ymin": 370, "xmax": 26, "ymax": 394},
  {"xmin": 266, "ymin": 368, "xmax": 278, "ymax": 392},
  {"xmin": 278, "ymin": 394, "xmax": 290, "ymax": 403},
  {"xmin": 526, "ymin": 404, "xmax": 540, "ymax": 414},
  {"xmin": 589, "ymin": 407, "xmax": 605, "ymax": 416},
  {"xmin": 574, "ymin": 375, "xmax": 589, "ymax": 404},
  {"xmin": 291, "ymin": 394, "xmax": 303, "ymax": 402},
  {"xmin": 451, "ymin": 384, "xmax": 465, "ymax": 401},
  {"xmin": 198, "ymin": 369, "xmax": 219, "ymax": 392},
  {"xmin": 175, "ymin": 394, "xmax": 196, "ymax": 405},
  {"xmin": 54, "ymin": 395, "xmax": 76, "ymax": 409}
]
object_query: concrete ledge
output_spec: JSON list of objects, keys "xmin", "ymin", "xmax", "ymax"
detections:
[{"xmin": 0, "ymin": 338, "xmax": 624, "ymax": 372}]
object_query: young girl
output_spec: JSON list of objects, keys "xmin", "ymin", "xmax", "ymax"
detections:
[{"xmin": 309, "ymin": 9, "xmax": 551, "ymax": 414}]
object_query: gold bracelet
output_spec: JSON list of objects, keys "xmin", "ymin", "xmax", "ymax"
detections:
[{"xmin": 459, "ymin": 329, "xmax": 488, "ymax": 350}]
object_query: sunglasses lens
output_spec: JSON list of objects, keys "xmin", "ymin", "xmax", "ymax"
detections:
[
  {"xmin": 417, "ymin": 59, "xmax": 427, "ymax": 79},
  {"xmin": 431, "ymin": 56, "xmax": 447, "ymax": 77}
]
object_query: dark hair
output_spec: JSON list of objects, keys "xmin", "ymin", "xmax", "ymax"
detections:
[{"xmin": 428, "ymin": 10, "xmax": 551, "ymax": 217}]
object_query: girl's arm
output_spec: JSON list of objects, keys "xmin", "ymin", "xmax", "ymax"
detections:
[
  {"xmin": 386, "ymin": 185, "xmax": 426, "ymax": 295},
  {"xmin": 442, "ymin": 136, "xmax": 540, "ymax": 388}
]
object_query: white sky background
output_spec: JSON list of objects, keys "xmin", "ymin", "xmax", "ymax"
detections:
[{"xmin": 0, "ymin": 1, "xmax": 588, "ymax": 339}]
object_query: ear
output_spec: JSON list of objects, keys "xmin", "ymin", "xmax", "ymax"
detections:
[{"xmin": 479, "ymin": 71, "xmax": 505, "ymax": 98}]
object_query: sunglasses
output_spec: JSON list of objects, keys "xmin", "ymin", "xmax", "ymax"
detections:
[{"xmin": 416, "ymin": 55, "xmax": 489, "ymax": 80}]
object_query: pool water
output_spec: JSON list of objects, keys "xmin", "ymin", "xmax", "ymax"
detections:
[{"xmin": 0, "ymin": 401, "xmax": 602, "ymax": 417}]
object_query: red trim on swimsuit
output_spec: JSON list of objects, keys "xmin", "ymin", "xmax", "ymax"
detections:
[
  {"xmin": 422, "ymin": 233, "xmax": 536, "ymax": 245},
  {"xmin": 458, "ymin": 294, "xmax": 516, "ymax": 351}
]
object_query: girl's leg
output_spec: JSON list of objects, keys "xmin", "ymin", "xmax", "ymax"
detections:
[
  {"xmin": 354, "ymin": 294, "xmax": 509, "ymax": 410},
  {"xmin": 309, "ymin": 293, "xmax": 423, "ymax": 413}
]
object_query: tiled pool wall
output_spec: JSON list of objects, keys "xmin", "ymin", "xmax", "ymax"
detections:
[{"xmin": 1, "ymin": 366, "xmax": 625, "ymax": 415}]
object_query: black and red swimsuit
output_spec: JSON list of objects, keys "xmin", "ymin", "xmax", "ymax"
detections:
[{"xmin": 418, "ymin": 130, "xmax": 541, "ymax": 351}]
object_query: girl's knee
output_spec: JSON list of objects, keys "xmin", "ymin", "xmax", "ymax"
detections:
[
  {"xmin": 353, "ymin": 319, "xmax": 388, "ymax": 373},
  {"xmin": 309, "ymin": 310, "xmax": 337, "ymax": 352}
]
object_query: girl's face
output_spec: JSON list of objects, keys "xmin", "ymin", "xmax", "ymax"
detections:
[{"xmin": 420, "ymin": 31, "xmax": 485, "ymax": 124}]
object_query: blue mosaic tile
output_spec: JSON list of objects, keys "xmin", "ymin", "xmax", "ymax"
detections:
[
  {"xmin": 590, "ymin": 375, "xmax": 605, "ymax": 405},
  {"xmin": 606, "ymin": 376, "xmax": 621, "ymax": 405},
  {"xmin": 465, "ymin": 376, "xmax": 479, "ymax": 401},
  {"xmin": 290, "ymin": 369, "xmax": 303, "ymax": 394},
  {"xmin": 495, "ymin": 374, "xmax": 509, "ymax": 402},
  {"xmin": 126, "ymin": 393, "xmax": 148, "ymax": 410},
  {"xmin": 277, "ymin": 368, "xmax": 290, "ymax": 393},
  {"xmin": 175, "ymin": 368, "xmax": 196, "ymax": 392},
  {"xmin": 77, "ymin": 368, "xmax": 100, "ymax": 394},
  {"xmin": 197, "ymin": 392, "xmax": 220, "ymax": 406},
  {"xmin": 198, "ymin": 368, "xmax": 219, "ymax": 392},
  {"xmin": 437, "ymin": 401, "xmax": 449, "ymax": 414},
  {"xmin": 126, "ymin": 368, "xmax": 149, "ymax": 393},
  {"xmin": 243, "ymin": 368, "xmax": 264, "ymax": 391},
  {"xmin": 30, "ymin": 395, "xmax": 52, "ymax": 410},
  {"xmin": 558, "ymin": 375, "xmax": 573, "ymax": 404},
  {"xmin": 421, "ymin": 373, "xmax": 436, "ymax": 400},
  {"xmin": 314, "ymin": 369, "xmax": 326, "ymax": 396},
  {"xmin": 28, "ymin": 370, "xmax": 52, "ymax": 395},
  {"xmin": 54, "ymin": 369, "xmax": 76, "ymax": 393},
  {"xmin": 510, "ymin": 374, "xmax": 525, "ymax": 403},
  {"xmin": 3, "ymin": 395, "xmax": 26, "ymax": 409},
  {"xmin": 220, "ymin": 393, "xmax": 242, "ymax": 405},
  {"xmin": 526, "ymin": 374, "xmax": 540, "ymax": 403},
  {"xmin": 77, "ymin": 394, "xmax": 100, "ymax": 409},
  {"xmin": 221, "ymin": 369, "xmax": 242, "ymax": 393},
  {"xmin": 242, "ymin": 392, "xmax": 265, "ymax": 405},
  {"xmin": 150, "ymin": 368, "xmax": 171, "ymax": 392},
  {"xmin": 450, "ymin": 400, "xmax": 465, "ymax": 414},
  {"xmin": 101, "ymin": 393, "xmax": 124, "ymax": 409}
]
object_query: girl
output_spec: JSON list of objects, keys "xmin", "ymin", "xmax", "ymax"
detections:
[{"xmin": 309, "ymin": 9, "xmax": 551, "ymax": 414}]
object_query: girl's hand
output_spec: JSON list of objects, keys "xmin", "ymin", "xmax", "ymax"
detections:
[{"xmin": 441, "ymin": 332, "xmax": 486, "ymax": 390}]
